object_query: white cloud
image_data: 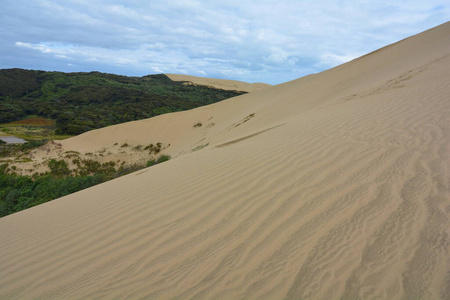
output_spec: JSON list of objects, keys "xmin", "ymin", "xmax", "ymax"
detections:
[
  {"xmin": 318, "ymin": 53, "xmax": 360, "ymax": 68},
  {"xmin": 3, "ymin": 0, "xmax": 450, "ymax": 84},
  {"xmin": 15, "ymin": 42, "xmax": 51, "ymax": 53},
  {"xmin": 151, "ymin": 66, "xmax": 164, "ymax": 73},
  {"xmin": 265, "ymin": 48, "xmax": 299, "ymax": 66}
]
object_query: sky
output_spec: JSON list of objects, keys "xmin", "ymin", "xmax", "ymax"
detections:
[{"xmin": 1, "ymin": 1, "xmax": 449, "ymax": 85}]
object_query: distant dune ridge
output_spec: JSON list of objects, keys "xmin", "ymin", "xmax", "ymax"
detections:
[
  {"xmin": 1, "ymin": 21, "xmax": 450, "ymax": 299},
  {"xmin": 165, "ymin": 73, "xmax": 271, "ymax": 92}
]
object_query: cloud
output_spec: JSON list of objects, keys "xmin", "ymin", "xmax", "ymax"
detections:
[
  {"xmin": 317, "ymin": 53, "xmax": 360, "ymax": 68},
  {"xmin": 1, "ymin": 0, "xmax": 449, "ymax": 84}
]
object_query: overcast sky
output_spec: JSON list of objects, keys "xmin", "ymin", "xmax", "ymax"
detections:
[{"xmin": 1, "ymin": 1, "xmax": 448, "ymax": 84}]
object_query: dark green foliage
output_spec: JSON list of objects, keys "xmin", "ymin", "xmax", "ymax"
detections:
[
  {"xmin": 0, "ymin": 150, "xmax": 174, "ymax": 217},
  {"xmin": 0, "ymin": 164, "xmax": 104, "ymax": 217},
  {"xmin": 47, "ymin": 159, "xmax": 70, "ymax": 177},
  {"xmin": 0, "ymin": 156, "xmax": 146, "ymax": 217},
  {"xmin": 73, "ymin": 159, "xmax": 116, "ymax": 177},
  {"xmin": 114, "ymin": 164, "xmax": 145, "ymax": 178},
  {"xmin": 20, "ymin": 139, "xmax": 47, "ymax": 150},
  {"xmin": 144, "ymin": 142, "xmax": 162, "ymax": 154},
  {"xmin": 157, "ymin": 154, "xmax": 171, "ymax": 163},
  {"xmin": 0, "ymin": 69, "xmax": 40, "ymax": 97},
  {"xmin": 0, "ymin": 139, "xmax": 47, "ymax": 157},
  {"xmin": 146, "ymin": 154, "xmax": 171, "ymax": 167},
  {"xmin": 0, "ymin": 69, "xmax": 246, "ymax": 133},
  {"xmin": 146, "ymin": 159, "xmax": 156, "ymax": 167}
]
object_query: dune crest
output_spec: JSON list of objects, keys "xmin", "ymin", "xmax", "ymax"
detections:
[
  {"xmin": 1, "ymin": 22, "xmax": 450, "ymax": 299},
  {"xmin": 165, "ymin": 73, "xmax": 271, "ymax": 92}
]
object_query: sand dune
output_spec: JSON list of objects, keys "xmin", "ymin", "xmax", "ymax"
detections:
[
  {"xmin": 1, "ymin": 22, "xmax": 450, "ymax": 299},
  {"xmin": 165, "ymin": 73, "xmax": 271, "ymax": 92}
]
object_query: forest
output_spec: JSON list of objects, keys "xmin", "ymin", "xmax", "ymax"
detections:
[{"xmin": 0, "ymin": 69, "xmax": 246, "ymax": 135}]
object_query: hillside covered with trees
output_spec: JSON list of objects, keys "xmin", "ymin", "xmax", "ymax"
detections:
[{"xmin": 0, "ymin": 69, "xmax": 246, "ymax": 135}]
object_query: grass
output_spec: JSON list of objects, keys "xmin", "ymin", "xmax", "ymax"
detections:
[{"xmin": 146, "ymin": 154, "xmax": 171, "ymax": 167}]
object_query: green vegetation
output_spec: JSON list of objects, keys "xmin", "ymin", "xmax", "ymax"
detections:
[
  {"xmin": 0, "ymin": 152, "xmax": 172, "ymax": 217},
  {"xmin": 144, "ymin": 142, "xmax": 163, "ymax": 154},
  {"xmin": 146, "ymin": 154, "xmax": 171, "ymax": 167},
  {"xmin": 47, "ymin": 159, "xmax": 71, "ymax": 177},
  {"xmin": 0, "ymin": 163, "xmax": 104, "ymax": 217},
  {"xmin": 0, "ymin": 139, "xmax": 47, "ymax": 157},
  {"xmin": 72, "ymin": 159, "xmax": 117, "ymax": 177},
  {"xmin": 0, "ymin": 69, "xmax": 246, "ymax": 135},
  {"xmin": 193, "ymin": 122, "xmax": 202, "ymax": 127}
]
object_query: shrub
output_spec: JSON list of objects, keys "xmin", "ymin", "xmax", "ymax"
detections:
[
  {"xmin": 156, "ymin": 154, "xmax": 171, "ymax": 163},
  {"xmin": 146, "ymin": 154, "xmax": 171, "ymax": 167},
  {"xmin": 144, "ymin": 142, "xmax": 162, "ymax": 154},
  {"xmin": 193, "ymin": 122, "xmax": 202, "ymax": 127},
  {"xmin": 47, "ymin": 159, "xmax": 70, "ymax": 177},
  {"xmin": 0, "ymin": 172, "xmax": 105, "ymax": 217},
  {"xmin": 146, "ymin": 159, "xmax": 156, "ymax": 167},
  {"xmin": 77, "ymin": 159, "xmax": 116, "ymax": 177}
]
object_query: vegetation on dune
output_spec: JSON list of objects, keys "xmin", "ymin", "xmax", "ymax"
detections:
[
  {"xmin": 0, "ymin": 163, "xmax": 105, "ymax": 217},
  {"xmin": 0, "ymin": 139, "xmax": 47, "ymax": 157},
  {"xmin": 147, "ymin": 154, "xmax": 171, "ymax": 167},
  {"xmin": 0, "ymin": 69, "xmax": 246, "ymax": 135},
  {"xmin": 0, "ymin": 150, "xmax": 171, "ymax": 217}
]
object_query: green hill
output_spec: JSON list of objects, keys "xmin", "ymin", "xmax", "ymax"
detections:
[{"xmin": 0, "ymin": 69, "xmax": 246, "ymax": 135}]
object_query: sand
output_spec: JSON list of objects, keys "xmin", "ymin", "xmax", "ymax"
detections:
[
  {"xmin": 1, "ymin": 21, "xmax": 450, "ymax": 299},
  {"xmin": 165, "ymin": 73, "xmax": 271, "ymax": 92}
]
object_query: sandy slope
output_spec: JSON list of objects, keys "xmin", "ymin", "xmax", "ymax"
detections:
[
  {"xmin": 165, "ymin": 73, "xmax": 270, "ymax": 92},
  {"xmin": 1, "ymin": 22, "xmax": 450, "ymax": 299},
  {"xmin": 6, "ymin": 76, "xmax": 268, "ymax": 175}
]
